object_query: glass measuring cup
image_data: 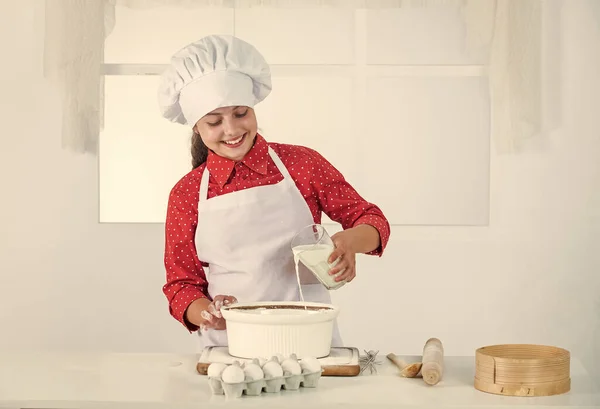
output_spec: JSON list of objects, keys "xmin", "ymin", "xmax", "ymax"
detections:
[{"xmin": 290, "ymin": 224, "xmax": 346, "ymax": 290}]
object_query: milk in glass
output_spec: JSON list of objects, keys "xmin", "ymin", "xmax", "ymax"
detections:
[{"xmin": 292, "ymin": 244, "xmax": 346, "ymax": 294}]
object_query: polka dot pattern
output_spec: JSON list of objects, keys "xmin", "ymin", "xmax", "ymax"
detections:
[{"xmin": 163, "ymin": 134, "xmax": 391, "ymax": 331}]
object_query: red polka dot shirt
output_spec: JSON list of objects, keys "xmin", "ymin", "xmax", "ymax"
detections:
[{"xmin": 163, "ymin": 134, "xmax": 391, "ymax": 331}]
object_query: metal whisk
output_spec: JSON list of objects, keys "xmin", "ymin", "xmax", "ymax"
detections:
[{"xmin": 359, "ymin": 349, "xmax": 381, "ymax": 375}]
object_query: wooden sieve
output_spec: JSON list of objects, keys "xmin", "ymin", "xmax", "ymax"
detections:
[{"xmin": 474, "ymin": 344, "xmax": 571, "ymax": 397}]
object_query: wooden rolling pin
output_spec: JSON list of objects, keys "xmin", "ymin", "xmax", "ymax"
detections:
[{"xmin": 421, "ymin": 337, "xmax": 444, "ymax": 385}]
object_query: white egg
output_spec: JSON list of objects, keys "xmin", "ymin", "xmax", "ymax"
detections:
[
  {"xmin": 299, "ymin": 357, "xmax": 322, "ymax": 374},
  {"xmin": 207, "ymin": 362, "xmax": 228, "ymax": 378},
  {"xmin": 221, "ymin": 362, "xmax": 245, "ymax": 384},
  {"xmin": 281, "ymin": 357, "xmax": 302, "ymax": 376},
  {"xmin": 275, "ymin": 353, "xmax": 285, "ymax": 363},
  {"xmin": 262, "ymin": 359, "xmax": 284, "ymax": 378},
  {"xmin": 243, "ymin": 362, "xmax": 264, "ymax": 381}
]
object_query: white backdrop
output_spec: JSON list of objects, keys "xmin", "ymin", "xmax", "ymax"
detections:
[
  {"xmin": 0, "ymin": 0, "xmax": 598, "ymax": 387},
  {"xmin": 99, "ymin": 5, "xmax": 491, "ymax": 226}
]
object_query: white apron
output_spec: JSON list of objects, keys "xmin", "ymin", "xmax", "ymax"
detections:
[{"xmin": 194, "ymin": 146, "xmax": 343, "ymax": 349}]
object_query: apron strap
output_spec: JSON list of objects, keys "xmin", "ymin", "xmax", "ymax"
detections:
[
  {"xmin": 267, "ymin": 146, "xmax": 292, "ymax": 180},
  {"xmin": 199, "ymin": 164, "xmax": 210, "ymax": 203}
]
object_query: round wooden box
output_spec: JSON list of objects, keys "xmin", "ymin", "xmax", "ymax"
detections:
[{"xmin": 474, "ymin": 344, "xmax": 571, "ymax": 397}]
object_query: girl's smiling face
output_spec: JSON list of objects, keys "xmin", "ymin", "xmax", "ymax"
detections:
[{"xmin": 193, "ymin": 105, "xmax": 258, "ymax": 161}]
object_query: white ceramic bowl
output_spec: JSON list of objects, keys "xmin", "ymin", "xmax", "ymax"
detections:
[{"xmin": 220, "ymin": 301, "xmax": 339, "ymax": 359}]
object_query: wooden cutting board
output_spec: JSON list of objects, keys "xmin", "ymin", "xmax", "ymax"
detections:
[{"xmin": 196, "ymin": 346, "xmax": 361, "ymax": 376}]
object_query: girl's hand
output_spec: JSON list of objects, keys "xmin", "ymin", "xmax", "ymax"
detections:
[
  {"xmin": 200, "ymin": 294, "xmax": 238, "ymax": 331},
  {"xmin": 327, "ymin": 224, "xmax": 381, "ymax": 283},
  {"xmin": 186, "ymin": 295, "xmax": 238, "ymax": 331},
  {"xmin": 327, "ymin": 230, "xmax": 357, "ymax": 283}
]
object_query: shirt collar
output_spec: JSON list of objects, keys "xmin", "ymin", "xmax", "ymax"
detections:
[{"xmin": 206, "ymin": 133, "xmax": 269, "ymax": 188}]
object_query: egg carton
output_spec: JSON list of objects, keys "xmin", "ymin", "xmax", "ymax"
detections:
[
  {"xmin": 206, "ymin": 355, "xmax": 323, "ymax": 398},
  {"xmin": 208, "ymin": 369, "xmax": 322, "ymax": 398}
]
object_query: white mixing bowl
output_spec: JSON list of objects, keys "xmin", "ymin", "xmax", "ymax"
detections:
[{"xmin": 220, "ymin": 301, "xmax": 340, "ymax": 359}]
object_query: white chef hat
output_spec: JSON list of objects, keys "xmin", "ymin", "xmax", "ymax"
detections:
[{"xmin": 157, "ymin": 34, "xmax": 272, "ymax": 126}]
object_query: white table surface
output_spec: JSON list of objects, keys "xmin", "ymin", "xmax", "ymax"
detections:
[{"xmin": 0, "ymin": 352, "xmax": 598, "ymax": 409}]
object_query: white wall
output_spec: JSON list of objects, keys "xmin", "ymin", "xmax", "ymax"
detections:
[
  {"xmin": 0, "ymin": 0, "xmax": 598, "ymax": 384},
  {"xmin": 99, "ymin": 5, "xmax": 491, "ymax": 226}
]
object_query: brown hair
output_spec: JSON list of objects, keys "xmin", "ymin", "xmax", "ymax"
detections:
[{"xmin": 191, "ymin": 131, "xmax": 209, "ymax": 169}]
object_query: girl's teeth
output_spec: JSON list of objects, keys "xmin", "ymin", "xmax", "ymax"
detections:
[{"xmin": 224, "ymin": 136, "xmax": 243, "ymax": 145}]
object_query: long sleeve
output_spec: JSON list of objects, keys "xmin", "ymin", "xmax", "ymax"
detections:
[
  {"xmin": 306, "ymin": 147, "xmax": 391, "ymax": 256},
  {"xmin": 163, "ymin": 184, "xmax": 209, "ymax": 332}
]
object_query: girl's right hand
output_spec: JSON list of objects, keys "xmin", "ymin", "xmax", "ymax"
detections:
[{"xmin": 199, "ymin": 295, "xmax": 238, "ymax": 331}]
